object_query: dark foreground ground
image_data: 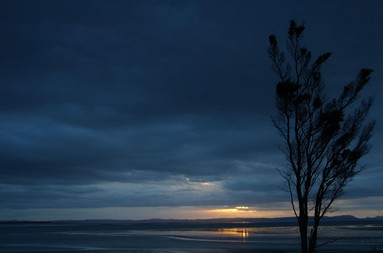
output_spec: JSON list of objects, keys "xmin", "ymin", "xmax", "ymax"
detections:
[{"xmin": 1, "ymin": 219, "xmax": 383, "ymax": 253}]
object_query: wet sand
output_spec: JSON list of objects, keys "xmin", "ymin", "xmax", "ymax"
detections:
[{"xmin": 1, "ymin": 222, "xmax": 382, "ymax": 253}]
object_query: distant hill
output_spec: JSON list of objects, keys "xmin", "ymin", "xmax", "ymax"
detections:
[{"xmin": 3, "ymin": 215, "xmax": 383, "ymax": 229}]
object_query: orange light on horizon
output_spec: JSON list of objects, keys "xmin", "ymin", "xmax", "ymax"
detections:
[
  {"xmin": 203, "ymin": 206, "xmax": 293, "ymax": 219},
  {"xmin": 204, "ymin": 206, "xmax": 256, "ymax": 218}
]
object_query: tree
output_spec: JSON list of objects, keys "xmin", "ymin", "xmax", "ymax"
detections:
[{"xmin": 268, "ymin": 20, "xmax": 375, "ymax": 253}]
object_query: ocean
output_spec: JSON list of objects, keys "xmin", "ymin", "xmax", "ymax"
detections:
[{"xmin": 1, "ymin": 219, "xmax": 383, "ymax": 253}]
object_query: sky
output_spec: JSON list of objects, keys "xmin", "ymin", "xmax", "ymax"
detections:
[{"xmin": 1, "ymin": 0, "xmax": 382, "ymax": 221}]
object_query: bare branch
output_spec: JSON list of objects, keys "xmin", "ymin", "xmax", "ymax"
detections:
[{"xmin": 317, "ymin": 234, "xmax": 348, "ymax": 248}]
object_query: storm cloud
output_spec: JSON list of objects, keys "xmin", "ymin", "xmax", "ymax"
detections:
[{"xmin": 1, "ymin": 0, "xmax": 382, "ymax": 219}]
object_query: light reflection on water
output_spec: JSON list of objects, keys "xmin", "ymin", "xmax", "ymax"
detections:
[
  {"xmin": 214, "ymin": 228, "xmax": 250, "ymax": 241},
  {"xmin": 52, "ymin": 225, "xmax": 303, "ymax": 244}
]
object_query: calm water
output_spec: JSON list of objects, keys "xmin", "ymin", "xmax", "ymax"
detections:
[{"xmin": 1, "ymin": 221, "xmax": 383, "ymax": 252}]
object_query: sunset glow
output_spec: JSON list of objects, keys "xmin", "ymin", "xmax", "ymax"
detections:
[{"xmin": 202, "ymin": 206, "xmax": 291, "ymax": 219}]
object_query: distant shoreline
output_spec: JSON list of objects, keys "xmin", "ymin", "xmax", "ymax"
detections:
[{"xmin": 2, "ymin": 214, "xmax": 382, "ymax": 224}]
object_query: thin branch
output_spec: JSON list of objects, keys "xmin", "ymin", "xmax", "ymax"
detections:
[
  {"xmin": 316, "ymin": 234, "xmax": 348, "ymax": 248},
  {"xmin": 288, "ymin": 178, "xmax": 299, "ymax": 218}
]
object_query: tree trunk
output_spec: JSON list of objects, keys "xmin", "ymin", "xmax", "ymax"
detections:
[
  {"xmin": 309, "ymin": 227, "xmax": 318, "ymax": 253},
  {"xmin": 309, "ymin": 219, "xmax": 320, "ymax": 253},
  {"xmin": 298, "ymin": 216, "xmax": 308, "ymax": 253}
]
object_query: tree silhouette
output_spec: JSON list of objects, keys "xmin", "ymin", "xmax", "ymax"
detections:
[{"xmin": 268, "ymin": 20, "xmax": 375, "ymax": 253}]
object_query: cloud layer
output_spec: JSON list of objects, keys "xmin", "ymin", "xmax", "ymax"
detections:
[{"xmin": 1, "ymin": 1, "xmax": 382, "ymax": 219}]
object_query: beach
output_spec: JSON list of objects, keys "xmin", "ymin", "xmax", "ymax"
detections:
[{"xmin": 1, "ymin": 221, "xmax": 383, "ymax": 253}]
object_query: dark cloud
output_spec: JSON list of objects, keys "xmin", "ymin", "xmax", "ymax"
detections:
[{"xmin": 0, "ymin": 0, "xmax": 382, "ymax": 218}]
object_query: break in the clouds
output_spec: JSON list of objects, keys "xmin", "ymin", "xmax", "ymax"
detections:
[{"xmin": 1, "ymin": 0, "xmax": 383, "ymax": 220}]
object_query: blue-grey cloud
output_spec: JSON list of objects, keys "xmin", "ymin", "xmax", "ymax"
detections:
[{"xmin": 0, "ymin": 0, "xmax": 382, "ymax": 218}]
